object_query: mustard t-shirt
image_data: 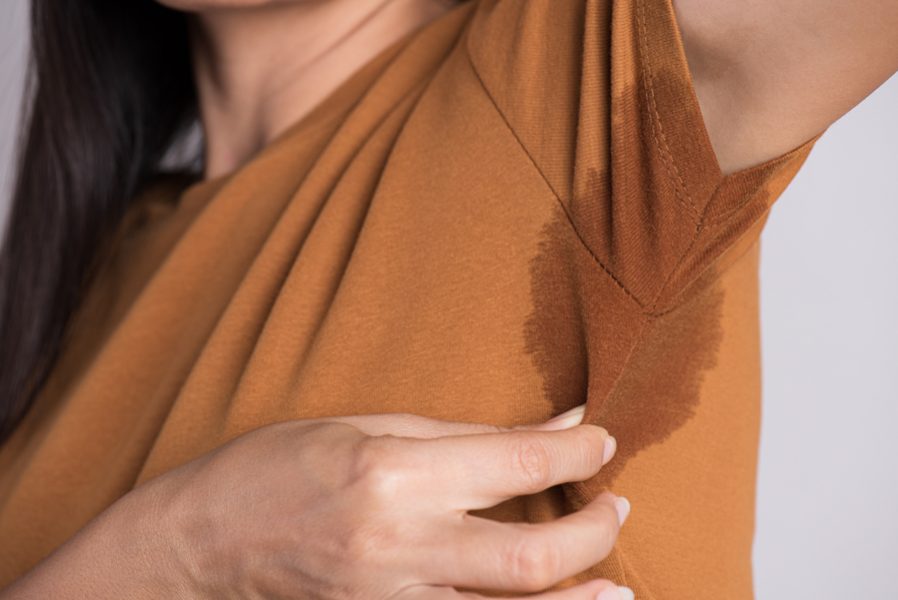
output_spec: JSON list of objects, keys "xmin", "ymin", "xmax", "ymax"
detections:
[{"xmin": 0, "ymin": 0, "xmax": 824, "ymax": 597}]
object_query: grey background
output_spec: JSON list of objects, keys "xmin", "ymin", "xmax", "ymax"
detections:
[{"xmin": 1, "ymin": 2, "xmax": 896, "ymax": 597}]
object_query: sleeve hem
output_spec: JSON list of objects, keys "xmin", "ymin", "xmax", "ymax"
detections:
[{"xmin": 636, "ymin": 0, "xmax": 825, "ymax": 220}]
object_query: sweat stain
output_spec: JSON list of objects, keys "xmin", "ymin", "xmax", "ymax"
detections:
[
  {"xmin": 522, "ymin": 207, "xmax": 726, "ymax": 493},
  {"xmin": 463, "ymin": 208, "xmax": 727, "ymax": 596}
]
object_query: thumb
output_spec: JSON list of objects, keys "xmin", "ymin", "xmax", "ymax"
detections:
[
  {"xmin": 321, "ymin": 403, "xmax": 587, "ymax": 439},
  {"xmin": 321, "ymin": 412, "xmax": 515, "ymax": 439},
  {"xmin": 518, "ymin": 403, "xmax": 587, "ymax": 431}
]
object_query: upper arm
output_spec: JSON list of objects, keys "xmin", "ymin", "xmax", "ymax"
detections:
[{"xmin": 674, "ymin": 0, "xmax": 898, "ymax": 175}]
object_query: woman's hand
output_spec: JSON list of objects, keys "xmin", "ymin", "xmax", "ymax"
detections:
[
  {"xmin": 1, "ymin": 405, "xmax": 633, "ymax": 600},
  {"xmin": 143, "ymin": 406, "xmax": 631, "ymax": 599}
]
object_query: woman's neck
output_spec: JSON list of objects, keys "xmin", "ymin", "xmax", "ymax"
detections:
[{"xmin": 188, "ymin": 0, "xmax": 454, "ymax": 180}]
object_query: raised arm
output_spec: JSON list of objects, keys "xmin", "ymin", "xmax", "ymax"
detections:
[{"xmin": 674, "ymin": 0, "xmax": 898, "ymax": 175}]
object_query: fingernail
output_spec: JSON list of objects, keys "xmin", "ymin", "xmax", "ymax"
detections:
[
  {"xmin": 541, "ymin": 404, "xmax": 585, "ymax": 430},
  {"xmin": 596, "ymin": 586, "xmax": 635, "ymax": 600},
  {"xmin": 614, "ymin": 496, "xmax": 631, "ymax": 526},
  {"xmin": 602, "ymin": 435, "xmax": 617, "ymax": 465}
]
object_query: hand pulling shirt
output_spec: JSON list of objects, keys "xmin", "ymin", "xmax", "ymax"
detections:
[{"xmin": 0, "ymin": 1, "xmax": 824, "ymax": 597}]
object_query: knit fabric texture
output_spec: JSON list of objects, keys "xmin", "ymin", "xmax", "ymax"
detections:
[{"xmin": 0, "ymin": 1, "xmax": 824, "ymax": 596}]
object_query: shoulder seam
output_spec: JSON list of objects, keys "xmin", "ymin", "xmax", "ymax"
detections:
[
  {"xmin": 635, "ymin": 0, "xmax": 724, "ymax": 313},
  {"xmin": 634, "ymin": 0, "xmax": 705, "ymax": 223},
  {"xmin": 463, "ymin": 36, "xmax": 646, "ymax": 311}
]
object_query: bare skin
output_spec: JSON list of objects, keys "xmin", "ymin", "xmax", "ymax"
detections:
[
  {"xmin": 675, "ymin": 0, "xmax": 898, "ymax": 175},
  {"xmin": 3, "ymin": 3, "xmax": 639, "ymax": 598},
  {"xmin": 2, "ymin": 0, "xmax": 896, "ymax": 598},
  {"xmin": 0, "ymin": 406, "xmax": 635, "ymax": 599},
  {"xmin": 177, "ymin": 0, "xmax": 898, "ymax": 180},
  {"xmin": 169, "ymin": 0, "xmax": 458, "ymax": 180}
]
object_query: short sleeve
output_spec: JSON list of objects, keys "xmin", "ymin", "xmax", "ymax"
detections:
[{"xmin": 465, "ymin": 0, "xmax": 824, "ymax": 313}]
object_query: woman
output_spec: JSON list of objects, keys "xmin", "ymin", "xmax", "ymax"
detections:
[{"xmin": 0, "ymin": 0, "xmax": 894, "ymax": 598}]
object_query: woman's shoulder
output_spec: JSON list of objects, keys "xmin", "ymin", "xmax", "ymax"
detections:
[{"xmin": 458, "ymin": 0, "xmax": 822, "ymax": 312}]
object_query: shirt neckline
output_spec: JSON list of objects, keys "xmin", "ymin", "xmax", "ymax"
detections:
[{"xmin": 178, "ymin": 3, "xmax": 472, "ymax": 200}]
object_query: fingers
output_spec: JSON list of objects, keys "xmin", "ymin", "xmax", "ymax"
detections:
[
  {"xmin": 399, "ymin": 577, "xmax": 633, "ymax": 599},
  {"xmin": 415, "ymin": 491, "xmax": 630, "ymax": 593},
  {"xmin": 406, "ymin": 425, "xmax": 616, "ymax": 509}
]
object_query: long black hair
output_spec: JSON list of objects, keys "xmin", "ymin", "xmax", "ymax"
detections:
[{"xmin": 0, "ymin": 0, "xmax": 199, "ymax": 443}]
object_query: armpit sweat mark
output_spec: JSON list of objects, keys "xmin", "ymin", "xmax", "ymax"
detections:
[{"xmin": 523, "ymin": 211, "xmax": 726, "ymax": 491}]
